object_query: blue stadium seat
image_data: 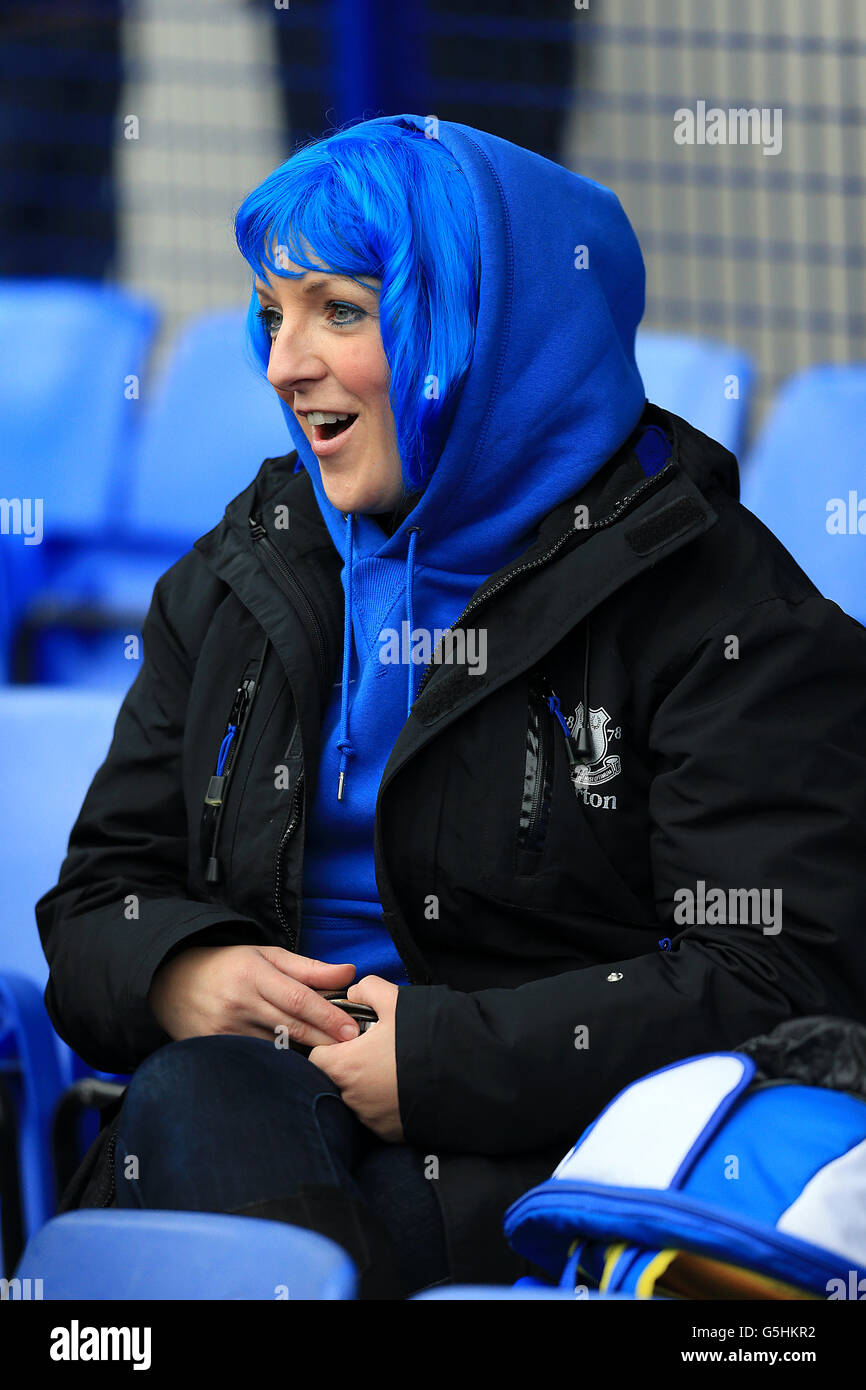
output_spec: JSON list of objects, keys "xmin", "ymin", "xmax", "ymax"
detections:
[
  {"xmin": 22, "ymin": 308, "xmax": 287, "ymax": 688},
  {"xmin": 0, "ymin": 687, "xmax": 121, "ymax": 997},
  {"xmin": 0, "ymin": 973, "xmax": 64, "ymax": 1269},
  {"xmin": 0, "ymin": 546, "xmax": 12, "ymax": 685},
  {"xmin": 0, "ymin": 279, "xmax": 158, "ymax": 668},
  {"xmin": 635, "ymin": 329, "xmax": 756, "ymax": 457},
  {"xmin": 740, "ymin": 364, "xmax": 866, "ymax": 626},
  {"xmin": 0, "ymin": 687, "xmax": 129, "ymax": 1259},
  {"xmin": 122, "ymin": 307, "xmax": 288, "ymax": 545},
  {"xmin": 20, "ymin": 616, "xmax": 149, "ymax": 695},
  {"xmin": 13, "ymin": 1209, "xmax": 357, "ymax": 1299}
]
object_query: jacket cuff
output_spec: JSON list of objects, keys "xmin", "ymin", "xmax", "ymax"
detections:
[
  {"xmin": 395, "ymin": 982, "xmax": 549, "ymax": 1156},
  {"xmin": 46, "ymin": 908, "xmax": 273, "ymax": 1076},
  {"xmin": 122, "ymin": 913, "xmax": 274, "ymax": 1067}
]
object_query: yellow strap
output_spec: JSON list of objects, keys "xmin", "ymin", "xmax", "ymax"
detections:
[
  {"xmin": 636, "ymin": 1248, "xmax": 680, "ymax": 1298},
  {"xmin": 599, "ymin": 1242, "xmax": 630, "ymax": 1292},
  {"xmin": 599, "ymin": 1244, "xmax": 680, "ymax": 1297},
  {"xmin": 595, "ymin": 1239, "xmax": 821, "ymax": 1300}
]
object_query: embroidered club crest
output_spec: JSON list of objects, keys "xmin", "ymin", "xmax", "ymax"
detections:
[{"xmin": 568, "ymin": 702, "xmax": 621, "ymax": 788}]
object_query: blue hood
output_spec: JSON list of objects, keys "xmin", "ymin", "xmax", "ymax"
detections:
[{"xmin": 276, "ymin": 114, "xmax": 647, "ymax": 802}]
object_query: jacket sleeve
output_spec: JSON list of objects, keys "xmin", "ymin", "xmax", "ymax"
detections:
[
  {"xmin": 34, "ymin": 563, "xmax": 274, "ymax": 1075},
  {"xmin": 394, "ymin": 593, "xmax": 866, "ymax": 1157}
]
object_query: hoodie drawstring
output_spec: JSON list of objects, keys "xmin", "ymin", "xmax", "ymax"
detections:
[
  {"xmin": 334, "ymin": 514, "xmax": 595, "ymax": 798},
  {"xmin": 335, "ymin": 510, "xmax": 356, "ymax": 801},
  {"xmin": 336, "ymin": 517, "xmax": 422, "ymax": 802},
  {"xmin": 405, "ymin": 527, "xmax": 421, "ymax": 716}
]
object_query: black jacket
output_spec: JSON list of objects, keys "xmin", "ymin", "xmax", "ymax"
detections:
[{"xmin": 35, "ymin": 404, "xmax": 866, "ymax": 1283}]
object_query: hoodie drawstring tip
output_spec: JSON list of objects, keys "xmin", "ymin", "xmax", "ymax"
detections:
[{"xmin": 336, "ymin": 739, "xmax": 355, "ymax": 801}]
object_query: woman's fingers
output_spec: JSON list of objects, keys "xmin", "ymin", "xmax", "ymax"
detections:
[
  {"xmin": 258, "ymin": 946, "xmax": 356, "ymax": 989},
  {"xmin": 256, "ymin": 964, "xmax": 360, "ymax": 1046}
]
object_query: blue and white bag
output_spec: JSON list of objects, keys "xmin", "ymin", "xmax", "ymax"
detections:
[{"xmin": 504, "ymin": 1018, "xmax": 866, "ymax": 1300}]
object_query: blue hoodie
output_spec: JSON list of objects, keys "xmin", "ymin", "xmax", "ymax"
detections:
[{"xmin": 275, "ymin": 114, "xmax": 647, "ymax": 984}]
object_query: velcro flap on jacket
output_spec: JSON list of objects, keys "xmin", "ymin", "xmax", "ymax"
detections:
[{"xmin": 625, "ymin": 496, "xmax": 707, "ymax": 557}]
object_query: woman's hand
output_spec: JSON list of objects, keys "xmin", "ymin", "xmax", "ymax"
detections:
[
  {"xmin": 309, "ymin": 977, "xmax": 404, "ymax": 1143},
  {"xmin": 147, "ymin": 944, "xmax": 361, "ymax": 1048}
]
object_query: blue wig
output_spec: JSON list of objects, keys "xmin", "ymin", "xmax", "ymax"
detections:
[{"xmin": 234, "ymin": 119, "xmax": 480, "ymax": 492}]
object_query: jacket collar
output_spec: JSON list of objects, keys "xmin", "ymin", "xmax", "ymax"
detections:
[{"xmin": 193, "ymin": 405, "xmax": 728, "ymax": 732}]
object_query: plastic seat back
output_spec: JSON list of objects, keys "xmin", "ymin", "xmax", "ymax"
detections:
[
  {"xmin": 123, "ymin": 308, "xmax": 288, "ymax": 547},
  {"xmin": 740, "ymin": 364, "xmax": 866, "ymax": 625},
  {"xmin": 636, "ymin": 329, "xmax": 755, "ymax": 456},
  {"xmin": 21, "ymin": 309, "xmax": 286, "ymax": 686},
  {"xmin": 0, "ymin": 685, "xmax": 122, "ymax": 1103},
  {"xmin": 14, "ymin": 1209, "xmax": 357, "ymax": 1299},
  {"xmin": 0, "ymin": 280, "xmax": 157, "ymax": 533}
]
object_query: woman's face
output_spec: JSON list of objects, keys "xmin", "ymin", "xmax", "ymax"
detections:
[{"xmin": 254, "ymin": 255, "xmax": 406, "ymax": 517}]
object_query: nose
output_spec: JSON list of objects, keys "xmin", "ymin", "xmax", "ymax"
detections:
[{"xmin": 265, "ymin": 313, "xmax": 327, "ymax": 395}]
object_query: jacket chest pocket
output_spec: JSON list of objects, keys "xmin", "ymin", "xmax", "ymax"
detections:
[
  {"xmin": 515, "ymin": 667, "xmax": 593, "ymax": 877},
  {"xmin": 200, "ymin": 656, "xmax": 264, "ymax": 885}
]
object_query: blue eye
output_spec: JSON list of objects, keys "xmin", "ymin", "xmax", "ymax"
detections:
[
  {"xmin": 256, "ymin": 307, "xmax": 281, "ymax": 339},
  {"xmin": 327, "ymin": 301, "xmax": 365, "ymax": 327},
  {"xmin": 256, "ymin": 300, "xmax": 365, "ymax": 341}
]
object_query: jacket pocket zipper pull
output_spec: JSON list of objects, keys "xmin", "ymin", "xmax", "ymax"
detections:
[
  {"xmin": 204, "ymin": 705, "xmax": 244, "ymax": 808},
  {"xmin": 202, "ymin": 669, "xmax": 259, "ymax": 882},
  {"xmin": 205, "ymin": 772, "xmax": 227, "ymax": 808},
  {"xmin": 544, "ymin": 684, "xmax": 586, "ymax": 768}
]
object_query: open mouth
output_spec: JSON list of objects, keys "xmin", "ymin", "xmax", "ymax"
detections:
[{"xmin": 308, "ymin": 414, "xmax": 358, "ymax": 441}]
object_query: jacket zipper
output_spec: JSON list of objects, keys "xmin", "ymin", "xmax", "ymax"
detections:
[
  {"xmin": 415, "ymin": 461, "xmax": 677, "ymax": 703},
  {"xmin": 274, "ymin": 769, "xmax": 304, "ymax": 950},
  {"xmin": 101, "ymin": 1128, "xmax": 118, "ymax": 1207},
  {"xmin": 202, "ymin": 660, "xmax": 263, "ymax": 885},
  {"xmin": 247, "ymin": 515, "xmax": 341, "ymax": 951},
  {"xmin": 517, "ymin": 672, "xmax": 555, "ymax": 867},
  {"xmin": 249, "ymin": 516, "xmax": 329, "ymax": 697}
]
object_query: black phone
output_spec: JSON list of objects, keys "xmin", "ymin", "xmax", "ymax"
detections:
[{"xmin": 322, "ymin": 990, "xmax": 378, "ymax": 1031}]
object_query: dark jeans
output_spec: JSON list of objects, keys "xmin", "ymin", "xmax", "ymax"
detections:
[{"xmin": 112, "ymin": 1034, "xmax": 450, "ymax": 1296}]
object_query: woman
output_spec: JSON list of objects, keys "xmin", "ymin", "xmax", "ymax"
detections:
[{"xmin": 36, "ymin": 114, "xmax": 866, "ymax": 1299}]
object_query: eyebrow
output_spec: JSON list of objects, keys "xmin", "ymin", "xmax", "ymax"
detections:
[{"xmin": 253, "ymin": 274, "xmax": 378, "ymax": 297}]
